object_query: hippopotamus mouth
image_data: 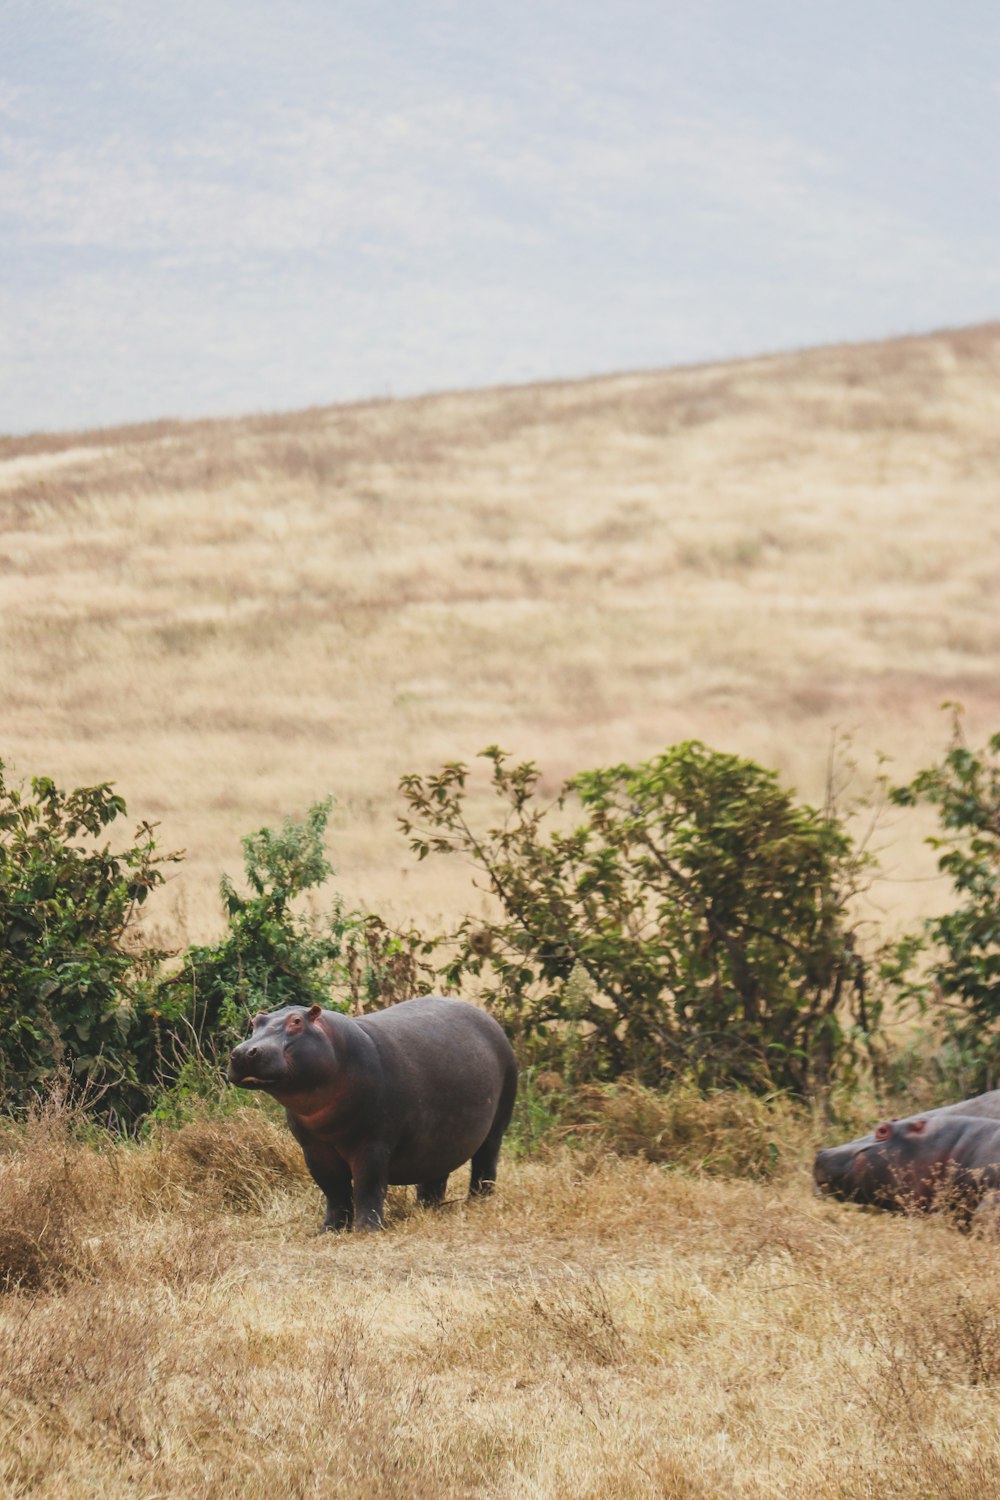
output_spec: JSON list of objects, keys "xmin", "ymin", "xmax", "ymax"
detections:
[
  {"xmin": 227, "ymin": 1060, "xmax": 286, "ymax": 1090},
  {"xmin": 813, "ymin": 1142, "xmax": 877, "ymax": 1199}
]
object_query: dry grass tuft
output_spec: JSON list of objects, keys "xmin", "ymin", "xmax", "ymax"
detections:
[
  {"xmin": 0, "ymin": 1146, "xmax": 95, "ymax": 1293},
  {"xmin": 0, "ymin": 1093, "xmax": 116, "ymax": 1293},
  {"xmin": 554, "ymin": 1078, "xmax": 806, "ymax": 1179},
  {"xmin": 152, "ymin": 1106, "xmax": 310, "ymax": 1211}
]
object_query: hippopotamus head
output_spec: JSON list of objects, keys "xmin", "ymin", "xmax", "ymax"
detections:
[
  {"xmin": 228, "ymin": 1004, "xmax": 335, "ymax": 1098},
  {"xmin": 813, "ymin": 1115, "xmax": 933, "ymax": 1207}
]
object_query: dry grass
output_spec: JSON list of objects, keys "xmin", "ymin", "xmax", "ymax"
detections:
[
  {"xmin": 2, "ymin": 324, "xmax": 999, "ymax": 948},
  {"xmin": 2, "ymin": 1103, "xmax": 1000, "ymax": 1497},
  {"xmin": 548, "ymin": 1080, "xmax": 806, "ymax": 1179}
]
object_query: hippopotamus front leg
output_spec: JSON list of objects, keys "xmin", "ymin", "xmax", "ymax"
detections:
[
  {"xmin": 299, "ymin": 1146, "xmax": 353, "ymax": 1232},
  {"xmin": 322, "ymin": 1184, "xmax": 354, "ymax": 1233},
  {"xmin": 350, "ymin": 1145, "xmax": 391, "ymax": 1231}
]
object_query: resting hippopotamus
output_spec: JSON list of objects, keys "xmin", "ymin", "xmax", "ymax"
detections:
[
  {"xmin": 813, "ymin": 1087, "xmax": 1000, "ymax": 1192},
  {"xmin": 228, "ymin": 995, "xmax": 518, "ymax": 1231},
  {"xmin": 814, "ymin": 1108, "xmax": 1000, "ymax": 1223}
]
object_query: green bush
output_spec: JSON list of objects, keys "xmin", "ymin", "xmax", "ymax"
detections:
[
  {"xmin": 401, "ymin": 742, "xmax": 877, "ymax": 1095},
  {"xmin": 0, "ymin": 762, "xmax": 179, "ymax": 1117},
  {"xmin": 153, "ymin": 798, "xmax": 435, "ymax": 1108},
  {"xmin": 159, "ymin": 798, "xmax": 353, "ymax": 1045},
  {"xmin": 890, "ymin": 711, "xmax": 1000, "ymax": 1089},
  {"xmin": 0, "ymin": 768, "xmax": 433, "ymax": 1125}
]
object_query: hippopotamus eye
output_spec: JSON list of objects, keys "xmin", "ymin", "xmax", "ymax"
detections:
[{"xmin": 874, "ymin": 1122, "xmax": 892, "ymax": 1141}]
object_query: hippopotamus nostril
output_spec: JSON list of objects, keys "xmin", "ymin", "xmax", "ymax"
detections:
[{"xmin": 229, "ymin": 1040, "xmax": 260, "ymax": 1069}]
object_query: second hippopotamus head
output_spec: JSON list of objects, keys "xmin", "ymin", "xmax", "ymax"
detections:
[{"xmin": 814, "ymin": 1111, "xmax": 1000, "ymax": 1216}]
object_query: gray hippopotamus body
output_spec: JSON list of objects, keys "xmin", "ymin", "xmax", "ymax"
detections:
[
  {"xmin": 228, "ymin": 995, "xmax": 518, "ymax": 1231},
  {"xmin": 814, "ymin": 1104, "xmax": 1000, "ymax": 1223}
]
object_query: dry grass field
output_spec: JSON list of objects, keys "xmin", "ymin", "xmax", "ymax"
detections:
[
  {"xmin": 3, "ymin": 325, "xmax": 1000, "ymax": 1499},
  {"xmin": 3, "ymin": 1100, "xmax": 1000, "ymax": 1500},
  {"xmin": 2, "ymin": 322, "xmax": 999, "ymax": 945}
]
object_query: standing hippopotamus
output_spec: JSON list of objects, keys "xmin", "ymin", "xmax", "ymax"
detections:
[
  {"xmin": 814, "ymin": 1110, "xmax": 1000, "ymax": 1223},
  {"xmin": 228, "ymin": 995, "xmax": 518, "ymax": 1231}
]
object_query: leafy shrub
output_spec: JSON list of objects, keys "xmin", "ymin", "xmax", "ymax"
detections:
[
  {"xmin": 158, "ymin": 798, "xmax": 353, "ymax": 1049},
  {"xmin": 0, "ymin": 767, "xmax": 432, "ymax": 1124},
  {"xmin": 890, "ymin": 710, "xmax": 1000, "ymax": 1088},
  {"xmin": 401, "ymin": 742, "xmax": 876, "ymax": 1095},
  {"xmin": 0, "ymin": 762, "xmax": 179, "ymax": 1116},
  {"xmin": 151, "ymin": 798, "xmax": 434, "ymax": 1110}
]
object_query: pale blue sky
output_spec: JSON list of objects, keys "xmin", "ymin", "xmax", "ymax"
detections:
[{"xmin": 2, "ymin": 1, "xmax": 999, "ymax": 434}]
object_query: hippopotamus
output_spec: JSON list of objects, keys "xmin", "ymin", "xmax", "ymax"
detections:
[
  {"xmin": 814, "ymin": 1105, "xmax": 1000, "ymax": 1224},
  {"xmin": 228, "ymin": 995, "xmax": 518, "ymax": 1231},
  {"xmin": 813, "ymin": 1087, "xmax": 1000, "ymax": 1191}
]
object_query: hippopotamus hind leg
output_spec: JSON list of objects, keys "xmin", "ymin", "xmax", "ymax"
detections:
[
  {"xmin": 469, "ymin": 1065, "xmax": 519, "ymax": 1198},
  {"xmin": 416, "ymin": 1176, "xmax": 449, "ymax": 1207},
  {"xmin": 469, "ymin": 1139, "xmax": 501, "ymax": 1197}
]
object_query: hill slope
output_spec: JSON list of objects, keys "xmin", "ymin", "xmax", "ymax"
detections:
[{"xmin": 1, "ymin": 323, "xmax": 998, "ymax": 940}]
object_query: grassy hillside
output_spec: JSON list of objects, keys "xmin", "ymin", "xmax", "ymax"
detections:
[{"xmin": 2, "ymin": 323, "xmax": 999, "ymax": 946}]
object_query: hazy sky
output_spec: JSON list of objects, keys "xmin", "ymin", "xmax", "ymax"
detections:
[{"xmin": 3, "ymin": 1, "xmax": 999, "ymax": 434}]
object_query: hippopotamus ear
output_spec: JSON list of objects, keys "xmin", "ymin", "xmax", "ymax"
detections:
[
  {"xmin": 307, "ymin": 1005, "xmax": 323, "ymax": 1022},
  {"xmin": 906, "ymin": 1118, "xmax": 927, "ymax": 1134}
]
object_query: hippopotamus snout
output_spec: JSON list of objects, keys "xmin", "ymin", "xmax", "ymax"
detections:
[
  {"xmin": 813, "ymin": 1133, "xmax": 883, "ymax": 1201},
  {"xmin": 228, "ymin": 1036, "xmax": 286, "ymax": 1089},
  {"xmin": 814, "ymin": 1141, "xmax": 853, "ymax": 1187},
  {"xmin": 812, "ymin": 1147, "xmax": 837, "ymax": 1193}
]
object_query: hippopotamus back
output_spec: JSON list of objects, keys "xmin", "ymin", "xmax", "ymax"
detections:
[{"xmin": 933, "ymin": 1088, "xmax": 1000, "ymax": 1122}]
